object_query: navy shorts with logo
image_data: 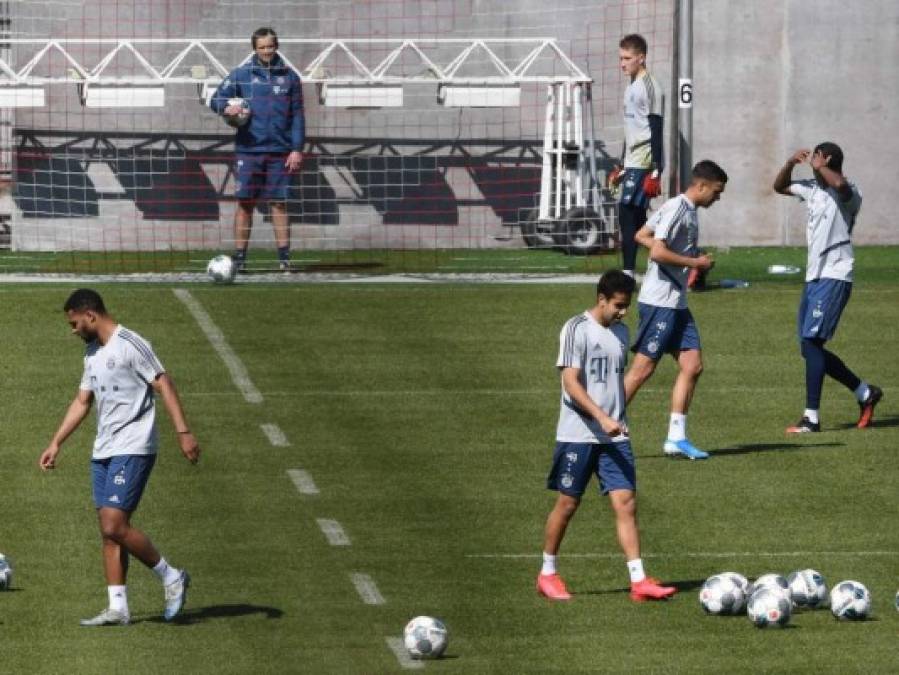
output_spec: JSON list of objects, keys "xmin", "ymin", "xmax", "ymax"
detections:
[
  {"xmin": 546, "ymin": 439, "xmax": 637, "ymax": 497},
  {"xmin": 797, "ymin": 278, "xmax": 852, "ymax": 341},
  {"xmin": 632, "ymin": 303, "xmax": 701, "ymax": 360},
  {"xmin": 91, "ymin": 454, "xmax": 157, "ymax": 512},
  {"xmin": 618, "ymin": 168, "xmax": 651, "ymax": 209},
  {"xmin": 235, "ymin": 152, "xmax": 291, "ymax": 201}
]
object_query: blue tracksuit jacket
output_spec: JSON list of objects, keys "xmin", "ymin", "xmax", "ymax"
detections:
[{"xmin": 210, "ymin": 53, "xmax": 305, "ymax": 154}]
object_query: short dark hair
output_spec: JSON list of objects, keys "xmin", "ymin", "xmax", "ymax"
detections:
[
  {"xmin": 619, "ymin": 34, "xmax": 648, "ymax": 55},
  {"xmin": 597, "ymin": 270, "xmax": 636, "ymax": 300},
  {"xmin": 691, "ymin": 160, "xmax": 728, "ymax": 184},
  {"xmin": 63, "ymin": 288, "xmax": 107, "ymax": 315},
  {"xmin": 252, "ymin": 27, "xmax": 278, "ymax": 49},
  {"xmin": 814, "ymin": 141, "xmax": 844, "ymax": 173}
]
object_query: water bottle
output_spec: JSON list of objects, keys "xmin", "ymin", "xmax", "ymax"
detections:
[
  {"xmin": 720, "ymin": 279, "xmax": 750, "ymax": 289},
  {"xmin": 767, "ymin": 264, "xmax": 801, "ymax": 274}
]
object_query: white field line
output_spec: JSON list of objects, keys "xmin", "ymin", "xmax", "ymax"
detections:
[
  {"xmin": 172, "ymin": 289, "xmax": 263, "ymax": 404},
  {"xmin": 260, "ymin": 423, "xmax": 290, "ymax": 447},
  {"xmin": 468, "ymin": 550, "xmax": 899, "ymax": 560},
  {"xmin": 385, "ymin": 637, "xmax": 424, "ymax": 670},
  {"xmin": 286, "ymin": 469, "xmax": 319, "ymax": 496},
  {"xmin": 350, "ymin": 572, "xmax": 386, "ymax": 605},
  {"xmin": 316, "ymin": 518, "xmax": 350, "ymax": 546}
]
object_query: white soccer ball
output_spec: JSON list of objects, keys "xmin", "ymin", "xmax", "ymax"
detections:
[
  {"xmin": 829, "ymin": 580, "xmax": 871, "ymax": 621},
  {"xmin": 223, "ymin": 97, "xmax": 251, "ymax": 127},
  {"xmin": 0, "ymin": 553, "xmax": 12, "ymax": 590},
  {"xmin": 206, "ymin": 254, "xmax": 236, "ymax": 283},
  {"xmin": 787, "ymin": 569, "xmax": 828, "ymax": 609},
  {"xmin": 723, "ymin": 572, "xmax": 750, "ymax": 600},
  {"xmin": 747, "ymin": 588, "xmax": 792, "ymax": 628},
  {"xmin": 403, "ymin": 616, "xmax": 448, "ymax": 659},
  {"xmin": 753, "ymin": 573, "xmax": 791, "ymax": 602},
  {"xmin": 699, "ymin": 573, "xmax": 746, "ymax": 615}
]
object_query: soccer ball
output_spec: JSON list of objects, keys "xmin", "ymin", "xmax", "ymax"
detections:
[
  {"xmin": 403, "ymin": 616, "xmax": 448, "ymax": 659},
  {"xmin": 206, "ymin": 254, "xmax": 236, "ymax": 283},
  {"xmin": 829, "ymin": 580, "xmax": 871, "ymax": 621},
  {"xmin": 724, "ymin": 572, "xmax": 750, "ymax": 599},
  {"xmin": 753, "ymin": 573, "xmax": 791, "ymax": 601},
  {"xmin": 787, "ymin": 569, "xmax": 828, "ymax": 609},
  {"xmin": 699, "ymin": 574, "xmax": 746, "ymax": 615},
  {"xmin": 0, "ymin": 553, "xmax": 12, "ymax": 590},
  {"xmin": 223, "ymin": 97, "xmax": 251, "ymax": 127},
  {"xmin": 747, "ymin": 588, "xmax": 792, "ymax": 628}
]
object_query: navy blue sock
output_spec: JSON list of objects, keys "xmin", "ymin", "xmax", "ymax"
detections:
[
  {"xmin": 823, "ymin": 348, "xmax": 861, "ymax": 393},
  {"xmin": 618, "ymin": 204, "xmax": 647, "ymax": 272},
  {"xmin": 277, "ymin": 246, "xmax": 290, "ymax": 262},
  {"xmin": 800, "ymin": 338, "xmax": 826, "ymax": 409},
  {"xmin": 233, "ymin": 248, "xmax": 247, "ymax": 264}
]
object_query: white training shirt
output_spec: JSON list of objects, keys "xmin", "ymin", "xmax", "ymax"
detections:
[
  {"xmin": 788, "ymin": 179, "xmax": 862, "ymax": 282},
  {"xmin": 638, "ymin": 194, "xmax": 699, "ymax": 309},
  {"xmin": 555, "ymin": 312, "xmax": 629, "ymax": 444},
  {"xmin": 79, "ymin": 325, "xmax": 165, "ymax": 459},
  {"xmin": 623, "ymin": 71, "xmax": 664, "ymax": 169}
]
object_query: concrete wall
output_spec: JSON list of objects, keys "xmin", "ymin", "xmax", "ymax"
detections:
[
  {"xmin": 694, "ymin": 0, "xmax": 899, "ymax": 245},
  {"xmin": 6, "ymin": 0, "xmax": 898, "ymax": 251}
]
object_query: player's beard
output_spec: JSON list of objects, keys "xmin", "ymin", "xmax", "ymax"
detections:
[{"xmin": 79, "ymin": 328, "xmax": 98, "ymax": 343}]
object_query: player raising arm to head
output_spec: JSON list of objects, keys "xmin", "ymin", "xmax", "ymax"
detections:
[
  {"xmin": 39, "ymin": 289, "xmax": 199, "ymax": 626},
  {"xmin": 773, "ymin": 143, "xmax": 881, "ymax": 432}
]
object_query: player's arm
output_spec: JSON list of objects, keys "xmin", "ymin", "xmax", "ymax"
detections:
[
  {"xmin": 649, "ymin": 114, "xmax": 663, "ymax": 173},
  {"xmin": 152, "ymin": 373, "xmax": 200, "ymax": 464},
  {"xmin": 560, "ymin": 367, "xmax": 624, "ymax": 437},
  {"xmin": 650, "ymin": 236, "xmax": 713, "ymax": 271},
  {"xmin": 773, "ymin": 149, "xmax": 809, "ymax": 195},
  {"xmin": 810, "ymin": 152, "xmax": 853, "ymax": 202},
  {"xmin": 634, "ymin": 224, "xmax": 655, "ymax": 250},
  {"xmin": 39, "ymin": 389, "xmax": 93, "ymax": 470}
]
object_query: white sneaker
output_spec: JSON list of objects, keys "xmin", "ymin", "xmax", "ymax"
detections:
[
  {"xmin": 80, "ymin": 607, "xmax": 130, "ymax": 626},
  {"xmin": 163, "ymin": 570, "xmax": 190, "ymax": 621}
]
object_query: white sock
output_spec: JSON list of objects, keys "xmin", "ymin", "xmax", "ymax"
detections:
[
  {"xmin": 854, "ymin": 382, "xmax": 869, "ymax": 403},
  {"xmin": 108, "ymin": 585, "xmax": 128, "ymax": 613},
  {"xmin": 803, "ymin": 409, "xmax": 819, "ymax": 424},
  {"xmin": 627, "ymin": 558, "xmax": 646, "ymax": 583},
  {"xmin": 668, "ymin": 413, "xmax": 687, "ymax": 442},
  {"xmin": 541, "ymin": 552, "xmax": 557, "ymax": 576},
  {"xmin": 152, "ymin": 557, "xmax": 181, "ymax": 586}
]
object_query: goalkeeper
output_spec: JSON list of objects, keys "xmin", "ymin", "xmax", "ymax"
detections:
[{"xmin": 609, "ymin": 34, "xmax": 664, "ymax": 279}]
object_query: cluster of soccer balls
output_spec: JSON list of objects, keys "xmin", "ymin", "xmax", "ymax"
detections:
[
  {"xmin": 699, "ymin": 569, "xmax": 881, "ymax": 628},
  {"xmin": 403, "ymin": 615, "xmax": 448, "ymax": 659}
]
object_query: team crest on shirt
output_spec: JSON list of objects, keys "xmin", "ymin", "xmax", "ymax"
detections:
[
  {"xmin": 106, "ymin": 357, "xmax": 116, "ymax": 370},
  {"xmin": 561, "ymin": 473, "xmax": 574, "ymax": 489}
]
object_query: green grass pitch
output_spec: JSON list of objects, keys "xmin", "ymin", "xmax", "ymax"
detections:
[{"xmin": 0, "ymin": 248, "xmax": 897, "ymax": 673}]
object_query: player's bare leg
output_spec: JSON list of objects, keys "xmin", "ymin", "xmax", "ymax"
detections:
[
  {"xmin": 663, "ymin": 349, "xmax": 709, "ymax": 459},
  {"xmin": 609, "ymin": 490, "xmax": 675, "ymax": 601},
  {"xmin": 537, "ymin": 494, "xmax": 579, "ymax": 600},
  {"xmin": 624, "ymin": 352, "xmax": 658, "ymax": 404},
  {"xmin": 233, "ymin": 200, "xmax": 255, "ymax": 271}
]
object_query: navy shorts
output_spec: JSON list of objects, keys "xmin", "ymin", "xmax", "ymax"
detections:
[
  {"xmin": 546, "ymin": 440, "xmax": 637, "ymax": 497},
  {"xmin": 797, "ymin": 278, "xmax": 852, "ymax": 341},
  {"xmin": 91, "ymin": 454, "xmax": 156, "ymax": 512},
  {"xmin": 235, "ymin": 153, "xmax": 292, "ymax": 201},
  {"xmin": 618, "ymin": 168, "xmax": 651, "ymax": 209},
  {"xmin": 632, "ymin": 303, "xmax": 701, "ymax": 359}
]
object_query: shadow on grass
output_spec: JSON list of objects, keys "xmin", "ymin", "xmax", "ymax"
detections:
[
  {"xmin": 576, "ymin": 578, "xmax": 705, "ymax": 597},
  {"xmin": 709, "ymin": 441, "xmax": 843, "ymax": 456},
  {"xmin": 835, "ymin": 415, "xmax": 899, "ymax": 430},
  {"xmin": 136, "ymin": 603, "xmax": 283, "ymax": 625}
]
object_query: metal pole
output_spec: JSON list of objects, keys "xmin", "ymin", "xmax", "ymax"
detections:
[{"xmin": 677, "ymin": 0, "xmax": 693, "ymax": 192}]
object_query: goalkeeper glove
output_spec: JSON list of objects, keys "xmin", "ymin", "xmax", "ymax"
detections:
[{"xmin": 642, "ymin": 170, "xmax": 662, "ymax": 198}]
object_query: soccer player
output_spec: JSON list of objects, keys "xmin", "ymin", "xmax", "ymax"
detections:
[
  {"xmin": 210, "ymin": 26, "xmax": 305, "ymax": 272},
  {"xmin": 623, "ymin": 160, "xmax": 725, "ymax": 460},
  {"xmin": 38, "ymin": 289, "xmax": 200, "ymax": 626},
  {"xmin": 773, "ymin": 143, "xmax": 882, "ymax": 432},
  {"xmin": 536, "ymin": 271, "xmax": 677, "ymax": 602},
  {"xmin": 609, "ymin": 34, "xmax": 664, "ymax": 279}
]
